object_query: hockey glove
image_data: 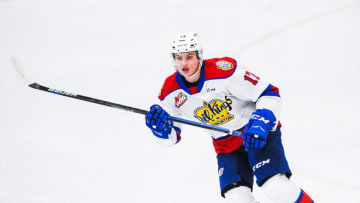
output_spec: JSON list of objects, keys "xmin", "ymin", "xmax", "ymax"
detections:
[
  {"xmin": 145, "ymin": 104, "xmax": 173, "ymax": 139},
  {"xmin": 243, "ymin": 109, "xmax": 276, "ymax": 151}
]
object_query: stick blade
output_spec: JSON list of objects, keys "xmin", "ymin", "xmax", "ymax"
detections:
[{"xmin": 11, "ymin": 56, "xmax": 33, "ymax": 86}]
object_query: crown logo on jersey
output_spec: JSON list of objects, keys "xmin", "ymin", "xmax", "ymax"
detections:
[
  {"xmin": 216, "ymin": 60, "xmax": 233, "ymax": 70},
  {"xmin": 194, "ymin": 96, "xmax": 234, "ymax": 126},
  {"xmin": 175, "ymin": 92, "xmax": 188, "ymax": 108}
]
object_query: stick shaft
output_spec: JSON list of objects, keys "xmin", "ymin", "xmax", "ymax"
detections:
[
  {"xmin": 28, "ymin": 83, "xmax": 232, "ymax": 134},
  {"xmin": 29, "ymin": 83, "xmax": 148, "ymax": 115}
]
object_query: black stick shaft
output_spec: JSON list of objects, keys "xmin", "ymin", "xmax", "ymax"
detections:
[
  {"xmin": 28, "ymin": 83, "xmax": 231, "ymax": 134},
  {"xmin": 30, "ymin": 83, "xmax": 148, "ymax": 114}
]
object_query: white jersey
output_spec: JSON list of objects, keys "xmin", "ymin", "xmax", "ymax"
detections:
[{"xmin": 158, "ymin": 57, "xmax": 281, "ymax": 154}]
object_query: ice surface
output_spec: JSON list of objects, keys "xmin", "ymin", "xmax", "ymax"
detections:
[{"xmin": 1, "ymin": 0, "xmax": 360, "ymax": 202}]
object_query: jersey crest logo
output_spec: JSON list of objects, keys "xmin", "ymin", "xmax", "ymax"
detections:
[
  {"xmin": 194, "ymin": 96, "xmax": 234, "ymax": 126},
  {"xmin": 175, "ymin": 92, "xmax": 187, "ymax": 108},
  {"xmin": 216, "ymin": 60, "xmax": 233, "ymax": 70}
]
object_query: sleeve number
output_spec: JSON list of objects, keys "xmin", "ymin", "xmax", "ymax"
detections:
[{"xmin": 244, "ymin": 71, "xmax": 260, "ymax": 85}]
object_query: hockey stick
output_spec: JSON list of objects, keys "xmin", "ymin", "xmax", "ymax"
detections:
[{"xmin": 11, "ymin": 57, "xmax": 242, "ymax": 137}]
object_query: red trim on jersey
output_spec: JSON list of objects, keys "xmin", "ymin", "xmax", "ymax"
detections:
[
  {"xmin": 175, "ymin": 130, "xmax": 182, "ymax": 144},
  {"xmin": 158, "ymin": 72, "xmax": 181, "ymax": 101},
  {"xmin": 189, "ymin": 86, "xmax": 198, "ymax": 94},
  {"xmin": 204, "ymin": 57, "xmax": 237, "ymax": 81},
  {"xmin": 212, "ymin": 135, "xmax": 243, "ymax": 154},
  {"xmin": 296, "ymin": 190, "xmax": 313, "ymax": 203},
  {"xmin": 269, "ymin": 85, "xmax": 279, "ymax": 93}
]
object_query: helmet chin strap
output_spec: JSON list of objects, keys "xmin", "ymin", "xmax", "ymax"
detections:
[{"xmin": 186, "ymin": 61, "xmax": 202, "ymax": 79}]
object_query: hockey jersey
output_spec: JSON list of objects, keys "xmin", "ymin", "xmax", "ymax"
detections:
[{"xmin": 158, "ymin": 57, "xmax": 281, "ymax": 154}]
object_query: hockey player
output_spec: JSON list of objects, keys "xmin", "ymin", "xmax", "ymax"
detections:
[{"xmin": 145, "ymin": 32, "xmax": 314, "ymax": 203}]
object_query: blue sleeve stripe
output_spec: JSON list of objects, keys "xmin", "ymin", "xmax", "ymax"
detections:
[
  {"xmin": 260, "ymin": 84, "xmax": 280, "ymax": 98},
  {"xmin": 263, "ymin": 91, "xmax": 280, "ymax": 97}
]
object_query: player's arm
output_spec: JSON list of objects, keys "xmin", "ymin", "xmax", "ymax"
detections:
[
  {"xmin": 255, "ymin": 83, "xmax": 281, "ymax": 127},
  {"xmin": 227, "ymin": 67, "xmax": 281, "ymax": 151},
  {"xmin": 227, "ymin": 68, "xmax": 281, "ymax": 119},
  {"xmin": 145, "ymin": 104, "xmax": 182, "ymax": 148},
  {"xmin": 244, "ymin": 74, "xmax": 281, "ymax": 151}
]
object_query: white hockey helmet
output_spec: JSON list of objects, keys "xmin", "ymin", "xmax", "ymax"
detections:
[
  {"xmin": 171, "ymin": 32, "xmax": 203, "ymax": 74},
  {"xmin": 171, "ymin": 32, "xmax": 203, "ymax": 61}
]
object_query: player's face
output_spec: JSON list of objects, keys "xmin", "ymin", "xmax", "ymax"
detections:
[{"xmin": 174, "ymin": 52, "xmax": 201, "ymax": 81}]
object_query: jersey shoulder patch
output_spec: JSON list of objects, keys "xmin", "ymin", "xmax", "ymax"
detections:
[
  {"xmin": 158, "ymin": 72, "xmax": 181, "ymax": 101},
  {"xmin": 204, "ymin": 57, "xmax": 237, "ymax": 80}
]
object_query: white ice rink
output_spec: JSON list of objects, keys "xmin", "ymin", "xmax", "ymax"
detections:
[{"xmin": 1, "ymin": 0, "xmax": 360, "ymax": 202}]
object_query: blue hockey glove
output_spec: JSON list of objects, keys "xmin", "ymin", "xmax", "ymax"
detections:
[
  {"xmin": 243, "ymin": 109, "xmax": 276, "ymax": 151},
  {"xmin": 145, "ymin": 104, "xmax": 173, "ymax": 139}
]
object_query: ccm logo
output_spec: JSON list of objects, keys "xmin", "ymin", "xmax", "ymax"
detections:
[
  {"xmin": 253, "ymin": 159, "xmax": 270, "ymax": 171},
  {"xmin": 251, "ymin": 115, "xmax": 270, "ymax": 124}
]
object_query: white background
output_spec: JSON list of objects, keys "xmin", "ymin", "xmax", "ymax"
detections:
[{"xmin": 1, "ymin": 0, "xmax": 360, "ymax": 202}]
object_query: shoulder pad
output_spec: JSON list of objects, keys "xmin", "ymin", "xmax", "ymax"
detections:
[
  {"xmin": 158, "ymin": 72, "xmax": 180, "ymax": 101},
  {"xmin": 204, "ymin": 57, "xmax": 237, "ymax": 80}
]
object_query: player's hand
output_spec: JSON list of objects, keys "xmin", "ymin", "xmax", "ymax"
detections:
[
  {"xmin": 243, "ymin": 109, "xmax": 276, "ymax": 151},
  {"xmin": 145, "ymin": 104, "xmax": 173, "ymax": 139}
]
